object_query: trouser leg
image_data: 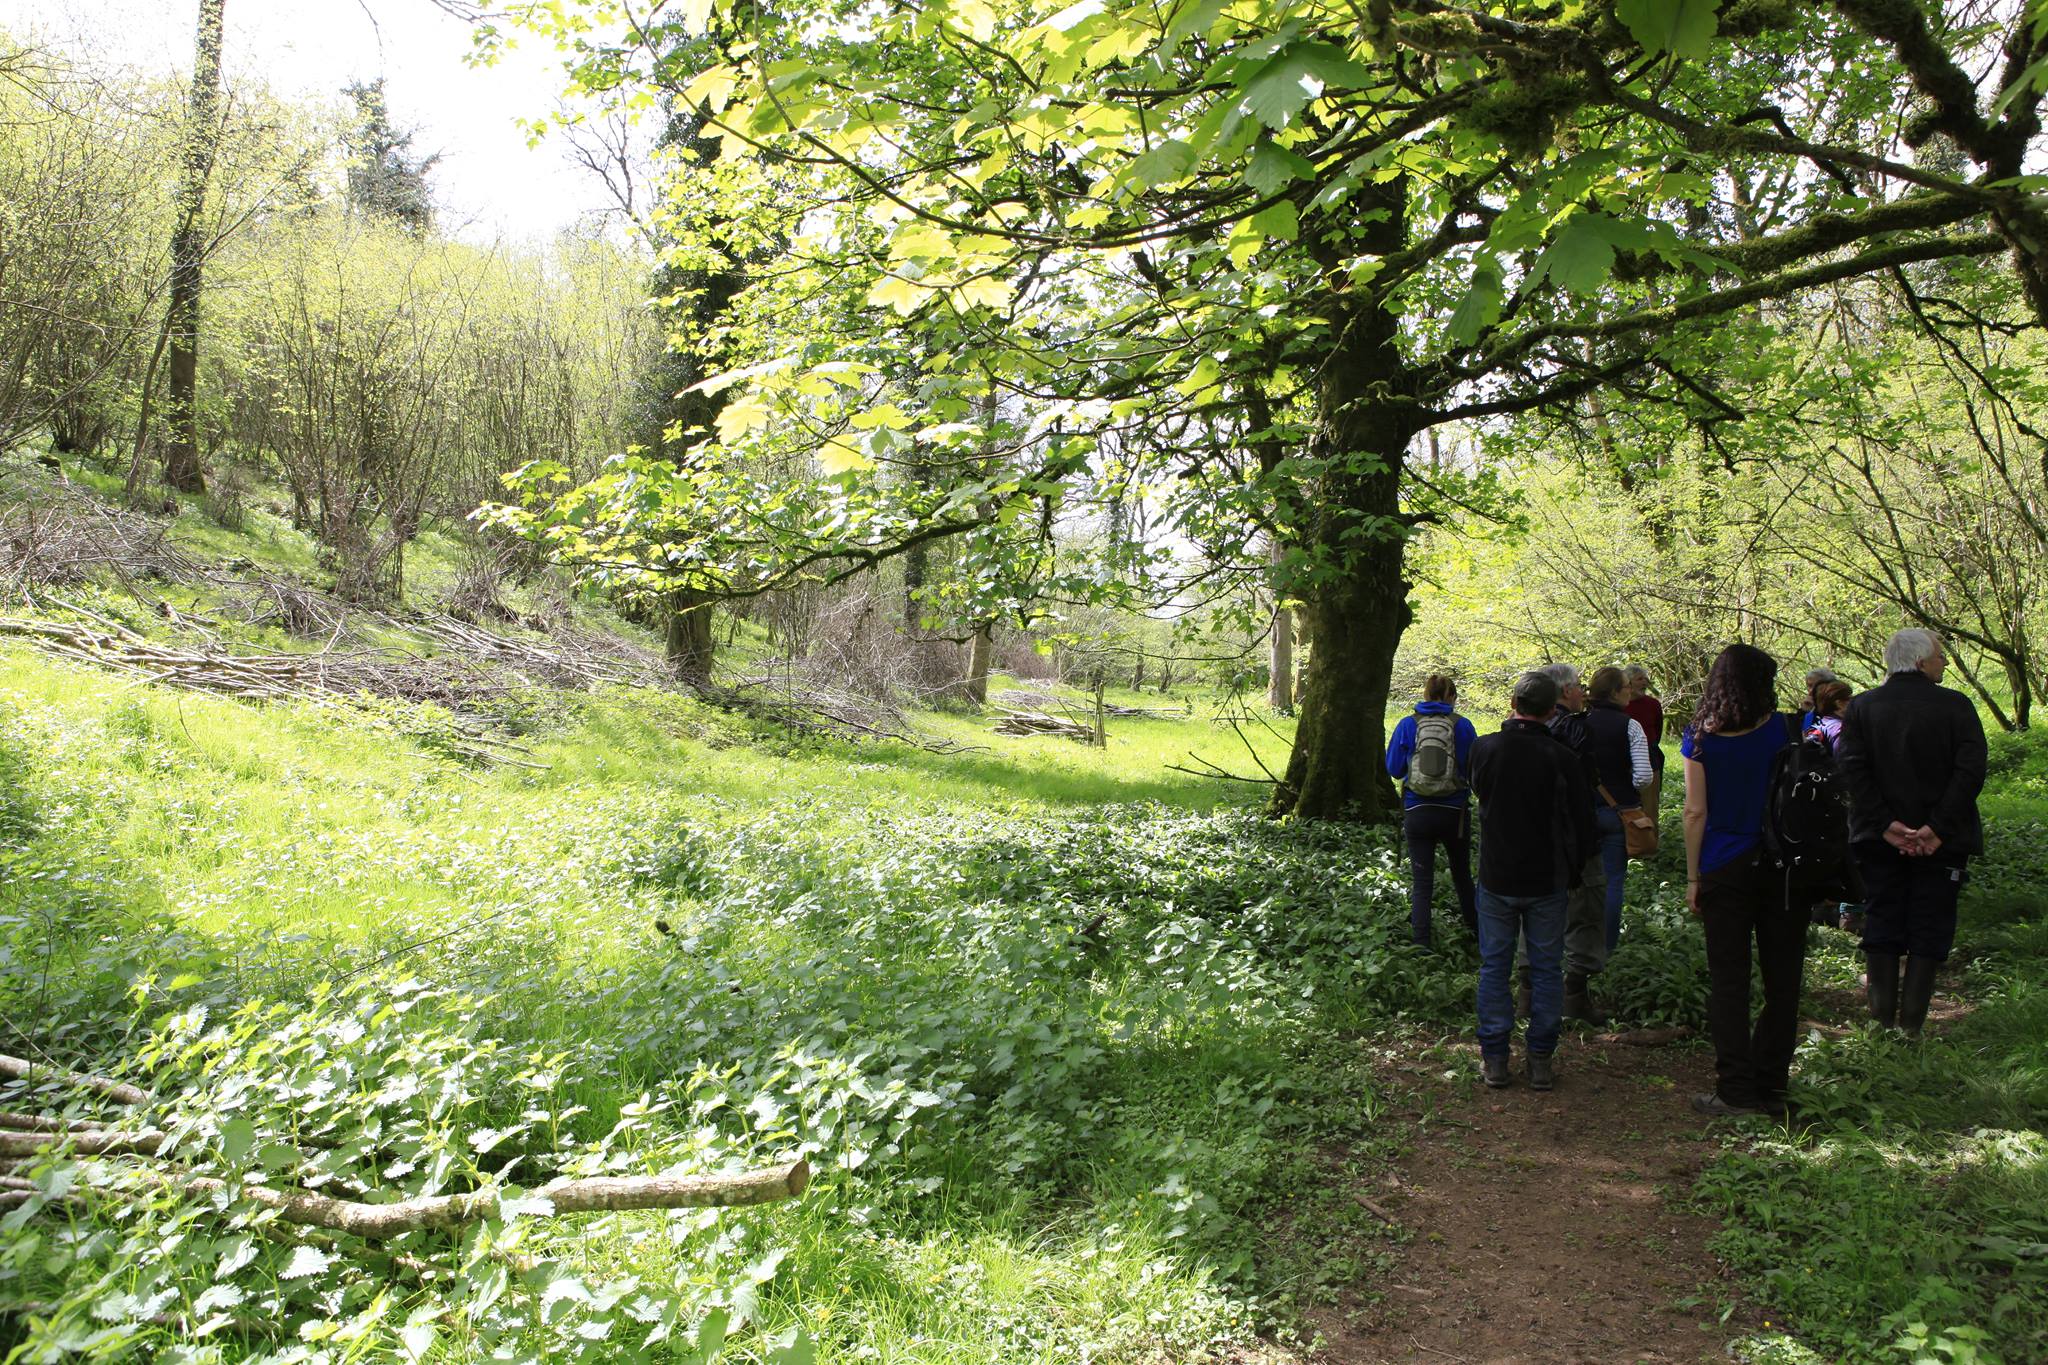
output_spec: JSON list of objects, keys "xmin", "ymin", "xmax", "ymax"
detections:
[
  {"xmin": 1698, "ymin": 865, "xmax": 1762, "ymax": 1107},
  {"xmin": 1474, "ymin": 887, "xmax": 1521, "ymax": 1057},
  {"xmin": 1750, "ymin": 871, "xmax": 1810, "ymax": 1098},
  {"xmin": 1405, "ymin": 825, "xmax": 1439, "ymax": 946},
  {"xmin": 1523, "ymin": 892, "xmax": 1568, "ymax": 1057},
  {"xmin": 1564, "ymin": 843, "xmax": 1609, "ymax": 977},
  {"xmin": 1444, "ymin": 812, "xmax": 1478, "ymax": 937}
]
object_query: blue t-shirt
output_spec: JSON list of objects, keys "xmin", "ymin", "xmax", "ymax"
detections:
[{"xmin": 1679, "ymin": 720, "xmax": 1789, "ymax": 873}]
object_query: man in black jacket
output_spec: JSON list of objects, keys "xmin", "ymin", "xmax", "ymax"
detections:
[
  {"xmin": 1836, "ymin": 629, "xmax": 1987, "ymax": 1035},
  {"xmin": 1470, "ymin": 671, "xmax": 1598, "ymax": 1090}
]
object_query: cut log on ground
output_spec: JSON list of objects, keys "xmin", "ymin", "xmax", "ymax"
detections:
[
  {"xmin": 0, "ymin": 1052, "xmax": 152, "ymax": 1107},
  {"xmin": 43, "ymin": 1159, "xmax": 816, "ymax": 1237},
  {"xmin": 0, "ymin": 1129, "xmax": 168, "ymax": 1159}
]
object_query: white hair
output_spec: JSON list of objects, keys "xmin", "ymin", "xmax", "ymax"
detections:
[
  {"xmin": 1623, "ymin": 664, "xmax": 1650, "ymax": 685},
  {"xmin": 1883, "ymin": 629, "xmax": 1941, "ymax": 675},
  {"xmin": 1540, "ymin": 662, "xmax": 1581, "ymax": 687},
  {"xmin": 1804, "ymin": 666, "xmax": 1838, "ymax": 686}
]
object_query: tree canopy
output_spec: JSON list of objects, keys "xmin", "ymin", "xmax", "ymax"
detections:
[{"xmin": 484, "ymin": 0, "xmax": 2048, "ymax": 816}]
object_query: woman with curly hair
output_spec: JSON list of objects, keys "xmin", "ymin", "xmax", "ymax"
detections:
[{"xmin": 1681, "ymin": 643, "xmax": 1804, "ymax": 1119}]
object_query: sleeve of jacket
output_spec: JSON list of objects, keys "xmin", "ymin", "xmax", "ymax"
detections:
[
  {"xmin": 1837, "ymin": 696, "xmax": 1886, "ymax": 828},
  {"xmin": 1563, "ymin": 753, "xmax": 1598, "ymax": 867},
  {"xmin": 1626, "ymin": 719, "xmax": 1653, "ymax": 791},
  {"xmin": 1930, "ymin": 695, "xmax": 1988, "ymax": 843},
  {"xmin": 1455, "ymin": 716, "xmax": 1478, "ymax": 780},
  {"xmin": 1470, "ymin": 736, "xmax": 1493, "ymax": 803},
  {"xmin": 1385, "ymin": 714, "xmax": 1415, "ymax": 780}
]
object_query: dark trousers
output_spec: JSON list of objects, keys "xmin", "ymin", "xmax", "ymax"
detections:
[
  {"xmin": 1698, "ymin": 854, "xmax": 1808, "ymax": 1107},
  {"xmin": 1856, "ymin": 842, "xmax": 1967, "ymax": 961},
  {"xmin": 1405, "ymin": 803, "xmax": 1477, "ymax": 945}
]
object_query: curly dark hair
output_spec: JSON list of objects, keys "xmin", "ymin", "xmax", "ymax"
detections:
[{"xmin": 1695, "ymin": 643, "xmax": 1780, "ymax": 735}]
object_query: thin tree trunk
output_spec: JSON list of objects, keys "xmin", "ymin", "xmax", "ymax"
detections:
[
  {"xmin": 1267, "ymin": 536, "xmax": 1294, "ymax": 714},
  {"xmin": 961, "ymin": 621, "xmax": 993, "ymax": 704},
  {"xmin": 161, "ymin": 0, "xmax": 225, "ymax": 495}
]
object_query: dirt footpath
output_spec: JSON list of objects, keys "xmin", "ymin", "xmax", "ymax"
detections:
[{"xmin": 1309, "ymin": 1031, "xmax": 1765, "ymax": 1365}]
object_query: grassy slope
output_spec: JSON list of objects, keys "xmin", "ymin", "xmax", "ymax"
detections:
[{"xmin": 1, "ymin": 460, "xmax": 2043, "ymax": 1363}]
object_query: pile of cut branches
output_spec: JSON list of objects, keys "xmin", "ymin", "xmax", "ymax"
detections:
[
  {"xmin": 991, "ymin": 706, "xmax": 1099, "ymax": 743},
  {"xmin": 994, "ymin": 688, "xmax": 1185, "ymax": 719},
  {"xmin": 0, "ymin": 608, "xmax": 542, "ymax": 766},
  {"xmin": 0, "ymin": 481, "xmax": 203, "ymax": 596}
]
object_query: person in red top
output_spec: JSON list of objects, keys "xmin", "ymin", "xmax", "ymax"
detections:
[{"xmin": 1622, "ymin": 665, "xmax": 1665, "ymax": 812}]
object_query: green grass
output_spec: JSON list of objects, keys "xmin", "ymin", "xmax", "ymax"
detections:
[
  {"xmin": 0, "ymin": 634, "xmax": 1370, "ymax": 1365},
  {"xmin": 2, "ymin": 459, "xmax": 2044, "ymax": 1364}
]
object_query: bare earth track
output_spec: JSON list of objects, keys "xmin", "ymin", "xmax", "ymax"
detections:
[{"xmin": 1308, "ymin": 1030, "xmax": 1771, "ymax": 1365}]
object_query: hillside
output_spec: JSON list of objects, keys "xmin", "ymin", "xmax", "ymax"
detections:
[{"xmin": 2, "ymin": 458, "xmax": 2045, "ymax": 1364}]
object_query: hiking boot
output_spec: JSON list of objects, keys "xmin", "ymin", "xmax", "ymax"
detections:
[
  {"xmin": 1516, "ymin": 967, "xmax": 1532, "ymax": 1020},
  {"xmin": 1563, "ymin": 973, "xmax": 1609, "ymax": 1026},
  {"xmin": 1899, "ymin": 956, "xmax": 1940, "ymax": 1038},
  {"xmin": 1690, "ymin": 1092, "xmax": 1767, "ymax": 1119},
  {"xmin": 1527, "ymin": 1054, "xmax": 1555, "ymax": 1092},
  {"xmin": 1481, "ymin": 1054, "xmax": 1513, "ymax": 1089},
  {"xmin": 1865, "ymin": 949, "xmax": 1902, "ymax": 1029}
]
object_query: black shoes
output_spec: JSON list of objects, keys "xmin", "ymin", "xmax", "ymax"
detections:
[
  {"xmin": 1482, "ymin": 1054, "xmax": 1513, "ymax": 1088},
  {"xmin": 1527, "ymin": 1055, "xmax": 1555, "ymax": 1091},
  {"xmin": 1866, "ymin": 949, "xmax": 1901, "ymax": 1028},
  {"xmin": 1691, "ymin": 1092, "xmax": 1768, "ymax": 1119}
]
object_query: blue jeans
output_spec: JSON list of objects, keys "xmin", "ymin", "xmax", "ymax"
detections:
[
  {"xmin": 1596, "ymin": 806, "xmax": 1628, "ymax": 954},
  {"xmin": 1477, "ymin": 885, "xmax": 1568, "ymax": 1057}
]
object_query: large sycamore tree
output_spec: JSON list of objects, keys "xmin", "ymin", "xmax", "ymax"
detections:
[{"xmin": 496, "ymin": 0, "xmax": 2048, "ymax": 819}]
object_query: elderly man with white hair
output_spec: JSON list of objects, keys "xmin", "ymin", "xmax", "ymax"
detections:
[{"xmin": 1836, "ymin": 628, "xmax": 1988, "ymax": 1036}]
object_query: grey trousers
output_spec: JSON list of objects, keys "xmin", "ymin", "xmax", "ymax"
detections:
[{"xmin": 1564, "ymin": 851, "xmax": 1609, "ymax": 977}]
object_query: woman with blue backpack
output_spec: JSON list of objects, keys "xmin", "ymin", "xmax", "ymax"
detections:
[
  {"xmin": 1385, "ymin": 674, "xmax": 1479, "ymax": 947},
  {"xmin": 1681, "ymin": 643, "xmax": 1809, "ymax": 1119}
]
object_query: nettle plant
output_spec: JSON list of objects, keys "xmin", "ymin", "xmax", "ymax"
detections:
[{"xmin": 1, "ymin": 980, "xmax": 810, "ymax": 1365}]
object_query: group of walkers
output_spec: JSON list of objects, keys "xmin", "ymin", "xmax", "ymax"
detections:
[{"xmin": 1384, "ymin": 629, "xmax": 1987, "ymax": 1115}]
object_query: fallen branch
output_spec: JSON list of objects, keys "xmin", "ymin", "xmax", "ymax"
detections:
[
  {"xmin": 105, "ymin": 1159, "xmax": 815, "ymax": 1238},
  {"xmin": 0, "ymin": 1112, "xmax": 101, "ymax": 1134},
  {"xmin": 0, "ymin": 1129, "xmax": 168, "ymax": 1159},
  {"xmin": 0, "ymin": 1052, "xmax": 152, "ymax": 1107},
  {"xmin": 1589, "ymin": 1026, "xmax": 1695, "ymax": 1046},
  {"xmin": 1166, "ymin": 753, "xmax": 1279, "ymax": 784}
]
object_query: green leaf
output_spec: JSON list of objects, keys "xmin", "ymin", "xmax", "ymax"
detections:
[
  {"xmin": 280, "ymin": 1245, "xmax": 331, "ymax": 1281},
  {"xmin": 1534, "ymin": 214, "xmax": 1618, "ymax": 296},
  {"xmin": 1615, "ymin": 0, "xmax": 1721, "ymax": 60},
  {"xmin": 767, "ymin": 1326, "xmax": 816, "ymax": 1365},
  {"xmin": 1245, "ymin": 140, "xmax": 1315, "ymax": 195},
  {"xmin": 219, "ymin": 1118, "xmax": 256, "ymax": 1164},
  {"xmin": 1446, "ymin": 258, "xmax": 1504, "ymax": 346},
  {"xmin": 1991, "ymin": 53, "xmax": 2048, "ymax": 118},
  {"xmin": 1239, "ymin": 41, "xmax": 1373, "ymax": 131},
  {"xmin": 1130, "ymin": 139, "xmax": 1196, "ymax": 188},
  {"xmin": 1249, "ymin": 200, "xmax": 1299, "ymax": 241}
]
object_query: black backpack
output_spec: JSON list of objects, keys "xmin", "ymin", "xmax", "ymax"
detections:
[{"xmin": 1762, "ymin": 734, "xmax": 1849, "ymax": 887}]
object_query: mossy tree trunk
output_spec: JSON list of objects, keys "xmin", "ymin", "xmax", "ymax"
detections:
[{"xmin": 1270, "ymin": 180, "xmax": 1412, "ymax": 822}]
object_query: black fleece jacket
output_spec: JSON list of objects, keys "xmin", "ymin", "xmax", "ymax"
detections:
[
  {"xmin": 1836, "ymin": 671, "xmax": 1987, "ymax": 856},
  {"xmin": 1470, "ymin": 717, "xmax": 1597, "ymax": 896}
]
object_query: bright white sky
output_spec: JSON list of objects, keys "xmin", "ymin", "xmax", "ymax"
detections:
[{"xmin": 6, "ymin": 0, "xmax": 617, "ymax": 243}]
